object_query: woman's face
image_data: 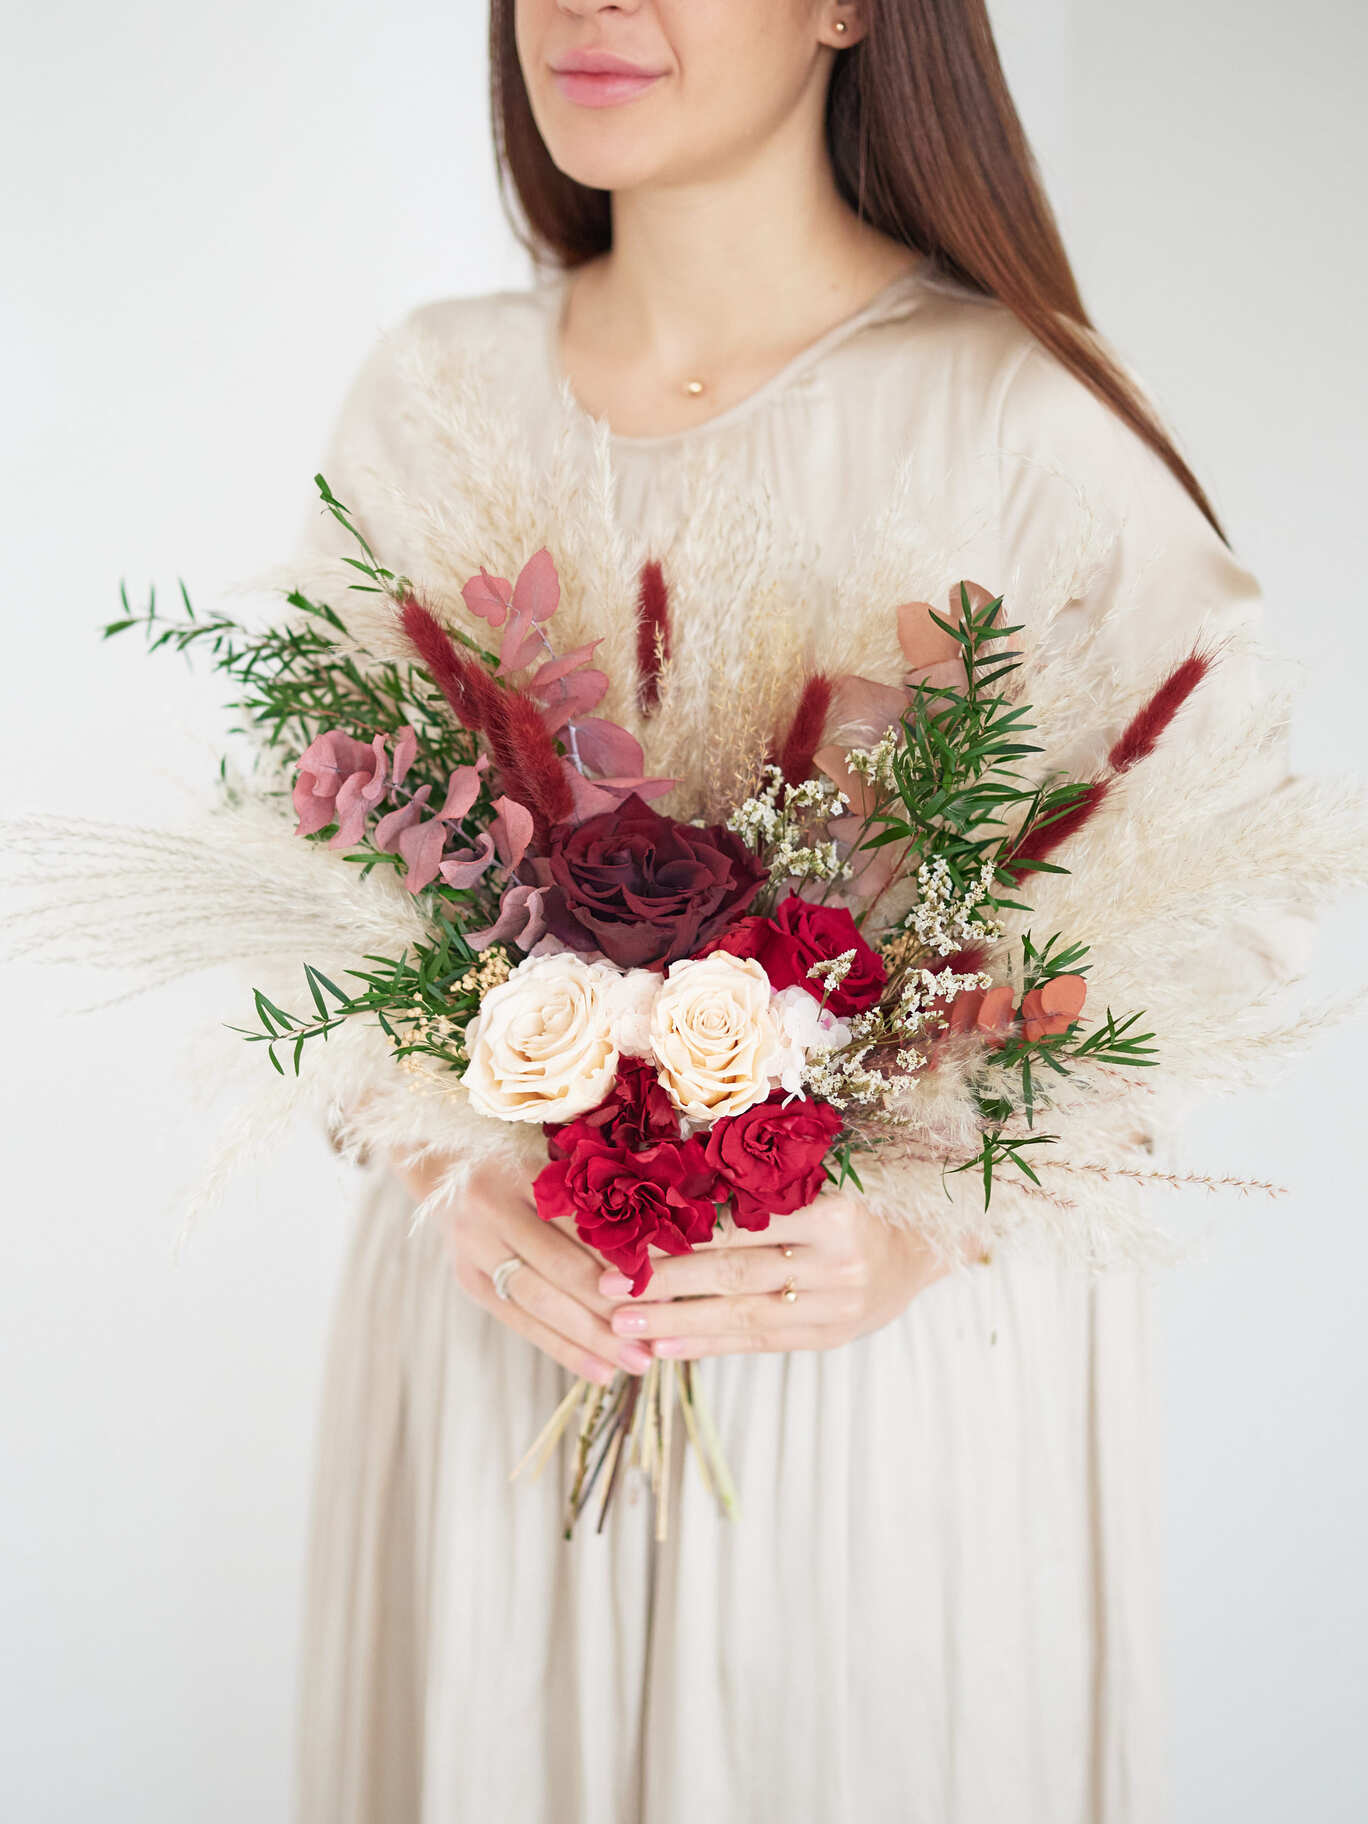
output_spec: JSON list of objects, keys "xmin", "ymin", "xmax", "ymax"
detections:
[{"xmin": 515, "ymin": 1, "xmax": 860, "ymax": 195}]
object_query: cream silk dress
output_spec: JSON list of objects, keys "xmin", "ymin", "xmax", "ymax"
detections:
[{"xmin": 291, "ymin": 263, "xmax": 1289, "ymax": 1824}]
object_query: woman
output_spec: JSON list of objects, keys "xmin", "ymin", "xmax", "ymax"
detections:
[{"xmin": 292, "ymin": 4, "xmax": 1295, "ymax": 1820}]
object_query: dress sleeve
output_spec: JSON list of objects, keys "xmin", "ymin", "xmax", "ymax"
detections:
[
  {"xmin": 289, "ymin": 304, "xmax": 435, "ymax": 571},
  {"xmin": 998, "ymin": 340, "xmax": 1317, "ymax": 984}
]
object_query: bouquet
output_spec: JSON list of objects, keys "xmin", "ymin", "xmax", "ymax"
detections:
[{"xmin": 5, "ymin": 328, "xmax": 1364, "ymax": 1539}]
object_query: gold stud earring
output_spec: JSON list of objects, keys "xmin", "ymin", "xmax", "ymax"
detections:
[{"xmin": 834, "ymin": 19, "xmax": 848, "ymax": 31}]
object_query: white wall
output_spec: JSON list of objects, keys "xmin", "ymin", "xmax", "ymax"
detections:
[{"xmin": 3, "ymin": 3, "xmax": 1363, "ymax": 1818}]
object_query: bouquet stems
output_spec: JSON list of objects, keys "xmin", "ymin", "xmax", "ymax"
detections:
[{"xmin": 511, "ymin": 1360, "xmax": 738, "ymax": 1541}]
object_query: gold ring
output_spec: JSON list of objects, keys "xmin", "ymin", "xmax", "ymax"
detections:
[{"xmin": 779, "ymin": 1276, "xmax": 798, "ymax": 1304}]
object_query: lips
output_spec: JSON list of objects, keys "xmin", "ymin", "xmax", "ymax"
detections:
[{"xmin": 552, "ymin": 67, "xmax": 666, "ymax": 109}]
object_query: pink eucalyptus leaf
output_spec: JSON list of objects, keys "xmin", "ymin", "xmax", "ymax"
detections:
[
  {"xmin": 830, "ymin": 811, "xmax": 902, "ymax": 902},
  {"xmin": 436, "ymin": 754, "xmax": 488, "ymax": 823},
  {"xmin": 529, "ymin": 640, "xmax": 602, "ymax": 692},
  {"xmin": 295, "ymin": 730, "xmax": 384, "ymax": 837},
  {"xmin": 461, "ymin": 566, "xmax": 513, "ymax": 628},
  {"xmin": 391, "ymin": 725, "xmax": 418, "ymax": 788},
  {"xmin": 586, "ymin": 773, "xmax": 677, "ymax": 803},
  {"xmin": 512, "ymin": 545, "xmax": 560, "ymax": 625},
  {"xmin": 497, "ymin": 609, "xmax": 545, "ymax": 676},
  {"xmin": 329, "ymin": 734, "xmax": 391, "ymax": 847},
  {"xmin": 372, "ymin": 784, "xmax": 431, "ymax": 854},
  {"xmin": 438, "ymin": 830, "xmax": 497, "ymax": 889},
  {"xmin": 896, "ymin": 600, "xmax": 957, "ymax": 671},
  {"xmin": 562, "ymin": 765, "xmax": 625, "ymax": 820},
  {"xmin": 396, "ymin": 817, "xmax": 450, "ymax": 894},
  {"xmin": 570, "ymin": 717, "xmax": 645, "ymax": 777},
  {"xmin": 814, "ymin": 744, "xmax": 879, "ymax": 822},
  {"xmin": 536, "ymin": 668, "xmax": 609, "ymax": 731},
  {"xmin": 826, "ymin": 676, "xmax": 911, "ymax": 746},
  {"xmin": 491, "ymin": 796, "xmax": 535, "ymax": 872},
  {"xmin": 468, "ymin": 883, "xmax": 548, "ymax": 953}
]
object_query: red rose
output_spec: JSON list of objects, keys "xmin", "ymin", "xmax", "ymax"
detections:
[
  {"xmin": 713, "ymin": 898, "xmax": 886, "ymax": 1016},
  {"xmin": 703, "ymin": 1093, "xmax": 844, "ymax": 1230},
  {"xmin": 533, "ymin": 1134, "xmax": 719, "ymax": 1294},
  {"xmin": 543, "ymin": 791, "xmax": 768, "ymax": 969},
  {"xmin": 544, "ymin": 1058, "xmax": 680, "ymax": 1160}
]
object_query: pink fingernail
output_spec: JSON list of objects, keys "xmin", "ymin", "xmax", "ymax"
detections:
[
  {"xmin": 619, "ymin": 1343, "xmax": 652, "ymax": 1373},
  {"xmin": 652, "ymin": 1338, "xmax": 689, "ymax": 1358},
  {"xmin": 599, "ymin": 1270, "xmax": 633, "ymax": 1297},
  {"xmin": 612, "ymin": 1309, "xmax": 648, "ymax": 1335}
]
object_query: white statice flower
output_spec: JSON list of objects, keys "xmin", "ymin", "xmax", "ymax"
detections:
[
  {"xmin": 461, "ymin": 952, "xmax": 624, "ymax": 1123},
  {"xmin": 907, "ymin": 855, "xmax": 1004, "ymax": 956},
  {"xmin": 649, "ymin": 952, "xmax": 779, "ymax": 1123},
  {"xmin": 727, "ymin": 763, "xmax": 850, "ymax": 880},
  {"xmin": 767, "ymin": 984, "xmax": 852, "ymax": 1098}
]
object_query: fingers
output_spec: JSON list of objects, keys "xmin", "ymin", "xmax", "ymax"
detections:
[
  {"xmin": 610, "ymin": 1287, "xmax": 854, "ymax": 1353},
  {"xmin": 614, "ymin": 1241, "xmax": 807, "ymax": 1304},
  {"xmin": 468, "ymin": 1228, "xmax": 653, "ymax": 1378},
  {"xmin": 450, "ymin": 1252, "xmax": 621, "ymax": 1386}
]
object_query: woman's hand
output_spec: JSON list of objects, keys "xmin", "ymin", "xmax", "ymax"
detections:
[
  {"xmin": 389, "ymin": 1150, "xmax": 655, "ymax": 1386},
  {"xmin": 598, "ymin": 1192, "xmax": 966, "ymax": 1361}
]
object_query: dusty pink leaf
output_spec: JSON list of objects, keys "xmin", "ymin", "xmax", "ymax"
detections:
[
  {"xmin": 435, "ymin": 755, "xmax": 488, "ymax": 823},
  {"xmin": 897, "ymin": 600, "xmax": 962, "ymax": 673},
  {"xmin": 536, "ymin": 668, "xmax": 609, "ymax": 731},
  {"xmin": 571, "ymin": 717, "xmax": 644, "ymax": 777},
  {"xmin": 529, "ymin": 640, "xmax": 602, "ymax": 692},
  {"xmin": 438, "ymin": 830, "xmax": 497, "ymax": 889},
  {"xmin": 497, "ymin": 609, "xmax": 545, "ymax": 676},
  {"xmin": 329, "ymin": 734, "xmax": 392, "ymax": 847},
  {"xmin": 562, "ymin": 765, "xmax": 624, "ymax": 820},
  {"xmin": 373, "ymin": 784, "xmax": 431, "ymax": 854},
  {"xmin": 461, "ymin": 566, "xmax": 513, "ymax": 628},
  {"xmin": 396, "ymin": 817, "xmax": 450, "ymax": 894},
  {"xmin": 391, "ymin": 725, "xmax": 418, "ymax": 788},
  {"xmin": 813, "ymin": 745, "xmax": 877, "ymax": 821},
  {"xmin": 491, "ymin": 796, "xmax": 535, "ymax": 872},
  {"xmin": 587, "ymin": 774, "xmax": 676, "ymax": 803},
  {"xmin": 468, "ymin": 883, "xmax": 547, "ymax": 953},
  {"xmin": 826, "ymin": 676, "xmax": 910, "ymax": 746},
  {"xmin": 512, "ymin": 546, "xmax": 560, "ymax": 625}
]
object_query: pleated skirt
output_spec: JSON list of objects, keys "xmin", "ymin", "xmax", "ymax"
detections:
[{"xmin": 294, "ymin": 1162, "xmax": 1164, "ymax": 1824}]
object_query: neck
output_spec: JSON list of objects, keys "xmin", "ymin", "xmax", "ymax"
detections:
[{"xmin": 574, "ymin": 122, "xmax": 921, "ymax": 370}]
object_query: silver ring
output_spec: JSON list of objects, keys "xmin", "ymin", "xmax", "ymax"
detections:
[{"xmin": 492, "ymin": 1255, "xmax": 524, "ymax": 1302}]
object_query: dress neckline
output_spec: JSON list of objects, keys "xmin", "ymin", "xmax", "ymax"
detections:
[{"xmin": 531, "ymin": 261, "xmax": 929, "ymax": 450}]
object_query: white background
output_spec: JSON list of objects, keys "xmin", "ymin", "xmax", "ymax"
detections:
[{"xmin": 3, "ymin": 2, "xmax": 1364, "ymax": 1817}]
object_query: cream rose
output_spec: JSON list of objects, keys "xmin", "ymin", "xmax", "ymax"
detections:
[
  {"xmin": 462, "ymin": 953, "xmax": 625, "ymax": 1123},
  {"xmin": 649, "ymin": 953, "xmax": 779, "ymax": 1123}
]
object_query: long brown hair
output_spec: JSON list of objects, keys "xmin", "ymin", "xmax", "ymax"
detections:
[{"xmin": 488, "ymin": 0, "xmax": 1228, "ymax": 545}]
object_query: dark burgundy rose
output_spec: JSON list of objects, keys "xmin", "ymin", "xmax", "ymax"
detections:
[
  {"xmin": 543, "ymin": 791, "xmax": 768, "ymax": 969},
  {"xmin": 734, "ymin": 897, "xmax": 886, "ymax": 1017},
  {"xmin": 703, "ymin": 1093, "xmax": 844, "ymax": 1230},
  {"xmin": 533, "ymin": 1134, "xmax": 720, "ymax": 1295},
  {"xmin": 544, "ymin": 1058, "xmax": 680, "ymax": 1160}
]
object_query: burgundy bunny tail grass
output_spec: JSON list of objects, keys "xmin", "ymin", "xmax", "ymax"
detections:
[
  {"xmin": 635, "ymin": 558, "xmax": 670, "ymax": 714},
  {"xmin": 1006, "ymin": 779, "xmax": 1111, "ymax": 875},
  {"xmin": 775, "ymin": 674, "xmax": 834, "ymax": 787},
  {"xmin": 399, "ymin": 595, "xmax": 500, "ymax": 731},
  {"xmin": 1107, "ymin": 647, "xmax": 1213, "ymax": 774},
  {"xmin": 484, "ymin": 689, "xmax": 574, "ymax": 839}
]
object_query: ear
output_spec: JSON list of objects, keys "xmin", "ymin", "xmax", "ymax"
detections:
[{"xmin": 821, "ymin": 4, "xmax": 869, "ymax": 52}]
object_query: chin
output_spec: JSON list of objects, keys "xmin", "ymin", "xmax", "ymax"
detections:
[{"xmin": 540, "ymin": 128, "xmax": 674, "ymax": 196}]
